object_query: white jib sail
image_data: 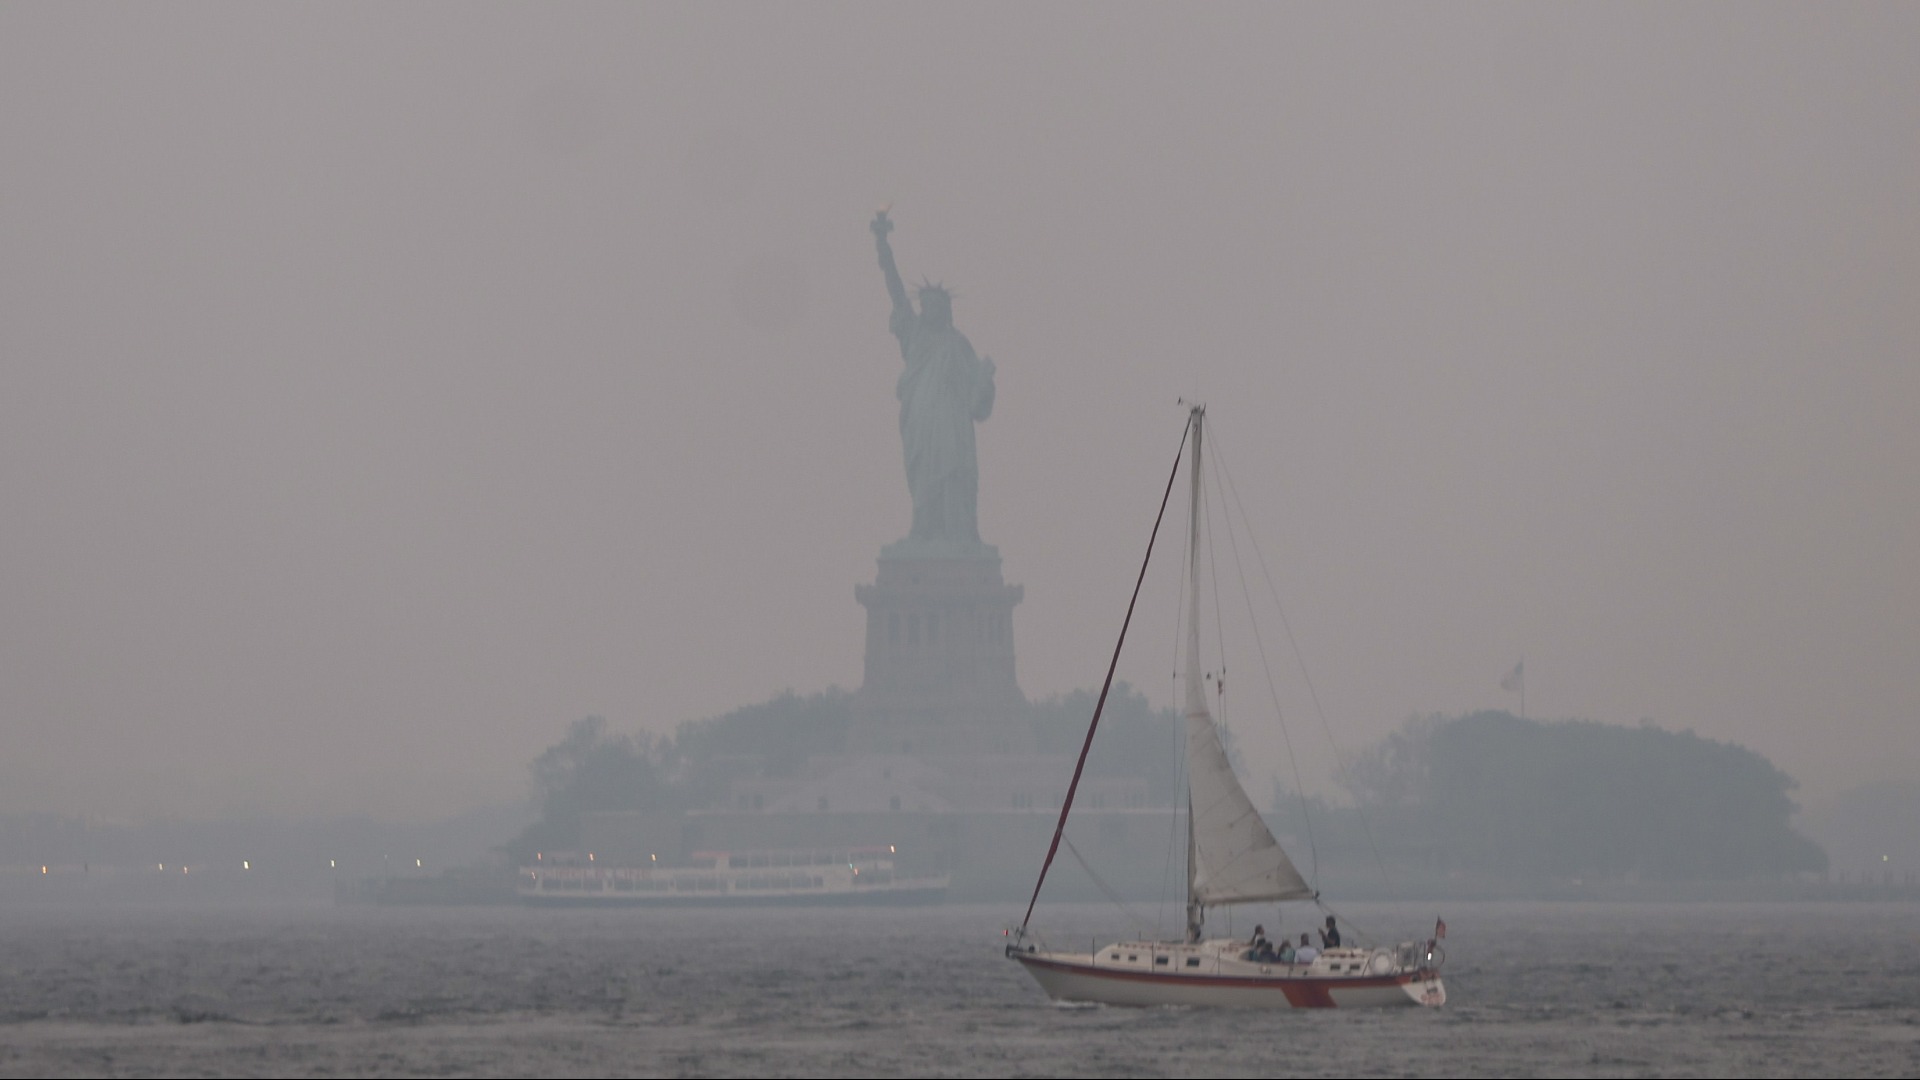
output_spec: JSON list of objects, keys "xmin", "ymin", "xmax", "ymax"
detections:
[
  {"xmin": 1182, "ymin": 406, "xmax": 1313, "ymax": 907},
  {"xmin": 1186, "ymin": 700, "xmax": 1314, "ymax": 905}
]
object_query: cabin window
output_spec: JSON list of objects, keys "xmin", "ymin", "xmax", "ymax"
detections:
[
  {"xmin": 1153, "ymin": 956, "xmax": 1168, "ymax": 966},
  {"xmin": 1127, "ymin": 954, "xmax": 1138, "ymax": 962},
  {"xmin": 1185, "ymin": 958, "xmax": 1200, "ymax": 968}
]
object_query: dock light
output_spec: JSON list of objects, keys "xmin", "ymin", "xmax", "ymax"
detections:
[
  {"xmin": 330, "ymin": 860, "xmax": 336, "ymax": 868},
  {"xmin": 41, "ymin": 866, "xmax": 47, "ymax": 875},
  {"xmin": 890, "ymin": 845, "xmax": 896, "ymax": 853},
  {"xmin": 158, "ymin": 863, "xmax": 165, "ymax": 871},
  {"xmin": 415, "ymin": 859, "xmax": 422, "ymax": 868},
  {"xmin": 650, "ymin": 853, "xmax": 657, "ymax": 862},
  {"xmin": 243, "ymin": 861, "xmax": 251, "ymax": 870},
  {"xmin": 588, "ymin": 852, "xmax": 595, "ymax": 861}
]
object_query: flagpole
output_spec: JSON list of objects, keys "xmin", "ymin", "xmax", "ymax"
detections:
[{"xmin": 1501, "ymin": 658, "xmax": 1526, "ymax": 721}]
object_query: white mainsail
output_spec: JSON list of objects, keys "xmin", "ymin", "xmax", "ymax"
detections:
[{"xmin": 1183, "ymin": 408, "xmax": 1313, "ymax": 908}]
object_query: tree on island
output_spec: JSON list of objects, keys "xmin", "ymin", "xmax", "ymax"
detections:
[
  {"xmin": 504, "ymin": 716, "xmax": 669, "ymax": 861},
  {"xmin": 1339, "ymin": 711, "xmax": 1827, "ymax": 880},
  {"xmin": 502, "ymin": 693, "xmax": 856, "ymax": 859}
]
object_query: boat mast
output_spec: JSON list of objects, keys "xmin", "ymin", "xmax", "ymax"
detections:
[{"xmin": 1185, "ymin": 404, "xmax": 1205, "ymax": 944}]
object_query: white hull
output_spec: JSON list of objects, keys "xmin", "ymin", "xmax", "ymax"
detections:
[{"xmin": 1009, "ymin": 940, "xmax": 1445, "ymax": 1009}]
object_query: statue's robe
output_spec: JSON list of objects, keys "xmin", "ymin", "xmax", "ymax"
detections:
[{"xmin": 893, "ymin": 307, "xmax": 994, "ymax": 544}]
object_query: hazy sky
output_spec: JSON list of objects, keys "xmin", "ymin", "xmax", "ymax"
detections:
[{"xmin": 3, "ymin": 5, "xmax": 1915, "ymax": 822}]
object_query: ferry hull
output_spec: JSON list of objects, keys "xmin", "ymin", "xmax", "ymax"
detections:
[
  {"xmin": 521, "ymin": 877, "xmax": 947, "ymax": 907},
  {"xmin": 1011, "ymin": 950, "xmax": 1444, "ymax": 1009},
  {"xmin": 521, "ymin": 847, "xmax": 946, "ymax": 908}
]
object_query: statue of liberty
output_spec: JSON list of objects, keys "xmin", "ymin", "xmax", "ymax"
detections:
[{"xmin": 871, "ymin": 208, "xmax": 997, "ymax": 553}]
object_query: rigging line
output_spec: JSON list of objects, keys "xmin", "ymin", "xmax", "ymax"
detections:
[
  {"xmin": 1205, "ymin": 428, "xmax": 1321, "ymax": 884},
  {"xmin": 1314, "ymin": 898, "xmax": 1377, "ymax": 950},
  {"xmin": 1211, "ymin": 426, "xmax": 1396, "ymax": 892},
  {"xmin": 1019, "ymin": 412, "xmax": 1193, "ymax": 934},
  {"xmin": 1059, "ymin": 833, "xmax": 1158, "ymax": 936},
  {"xmin": 1202, "ymin": 461, "xmax": 1232, "ymax": 752},
  {"xmin": 1159, "ymin": 447, "xmax": 1196, "ymax": 937},
  {"xmin": 1158, "ymin": 769, "xmax": 1186, "ymax": 938}
]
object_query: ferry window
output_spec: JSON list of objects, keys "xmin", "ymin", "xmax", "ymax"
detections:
[
  {"xmin": 1109, "ymin": 953, "xmax": 1120, "ymax": 960},
  {"xmin": 1127, "ymin": 954, "xmax": 1138, "ymax": 962},
  {"xmin": 1153, "ymin": 956, "xmax": 1168, "ymax": 966},
  {"xmin": 1185, "ymin": 958, "xmax": 1200, "ymax": 968}
]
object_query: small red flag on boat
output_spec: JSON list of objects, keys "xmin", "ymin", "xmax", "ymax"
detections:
[{"xmin": 1434, "ymin": 918, "xmax": 1447, "ymax": 939}]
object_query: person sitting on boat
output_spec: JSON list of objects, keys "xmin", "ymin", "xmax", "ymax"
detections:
[
  {"xmin": 1294, "ymin": 933, "xmax": 1319, "ymax": 965},
  {"xmin": 1319, "ymin": 915, "xmax": 1342, "ymax": 949},
  {"xmin": 1245, "ymin": 924, "xmax": 1272, "ymax": 962},
  {"xmin": 1275, "ymin": 937, "xmax": 1297, "ymax": 964}
]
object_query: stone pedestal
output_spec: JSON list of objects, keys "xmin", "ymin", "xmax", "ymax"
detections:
[{"xmin": 852, "ymin": 550, "xmax": 1028, "ymax": 755}]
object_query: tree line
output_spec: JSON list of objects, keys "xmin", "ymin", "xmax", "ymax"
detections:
[
  {"xmin": 512, "ymin": 696, "xmax": 1826, "ymax": 880},
  {"xmin": 1321, "ymin": 711, "xmax": 1827, "ymax": 880}
]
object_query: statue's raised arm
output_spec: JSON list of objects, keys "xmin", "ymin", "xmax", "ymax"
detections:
[{"xmin": 872, "ymin": 208, "xmax": 913, "ymax": 347}]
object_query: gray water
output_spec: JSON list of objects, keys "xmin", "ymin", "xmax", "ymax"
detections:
[{"xmin": 0, "ymin": 901, "xmax": 1915, "ymax": 1077}]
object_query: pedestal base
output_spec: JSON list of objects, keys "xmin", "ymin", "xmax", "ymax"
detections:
[{"xmin": 853, "ymin": 551, "xmax": 1026, "ymax": 756}]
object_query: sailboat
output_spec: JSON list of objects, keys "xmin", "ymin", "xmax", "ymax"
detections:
[{"xmin": 1006, "ymin": 404, "xmax": 1446, "ymax": 1008}]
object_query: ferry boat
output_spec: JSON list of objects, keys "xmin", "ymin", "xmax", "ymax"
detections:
[{"xmin": 520, "ymin": 845, "xmax": 948, "ymax": 906}]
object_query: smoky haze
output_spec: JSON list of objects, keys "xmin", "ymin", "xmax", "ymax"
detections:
[{"xmin": 2, "ymin": 5, "xmax": 1914, "ymax": 824}]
